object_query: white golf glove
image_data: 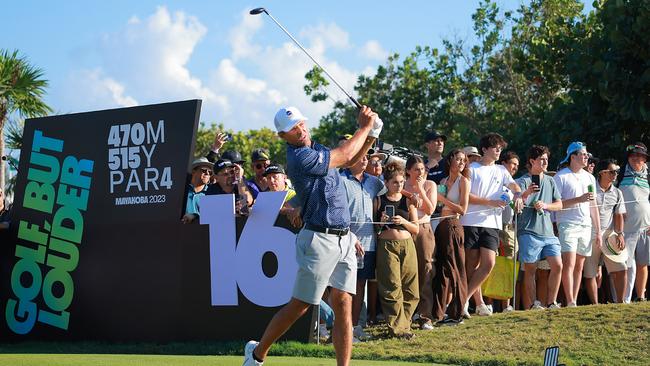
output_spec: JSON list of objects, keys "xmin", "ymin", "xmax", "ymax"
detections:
[{"xmin": 368, "ymin": 116, "xmax": 383, "ymax": 138}]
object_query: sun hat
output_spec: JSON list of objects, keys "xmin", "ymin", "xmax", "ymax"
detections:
[
  {"xmin": 626, "ymin": 142, "xmax": 648, "ymax": 157},
  {"xmin": 602, "ymin": 230, "xmax": 628, "ymax": 264},
  {"xmin": 191, "ymin": 157, "xmax": 213, "ymax": 170},
  {"xmin": 274, "ymin": 106, "xmax": 308, "ymax": 133},
  {"xmin": 463, "ymin": 146, "xmax": 481, "ymax": 157}
]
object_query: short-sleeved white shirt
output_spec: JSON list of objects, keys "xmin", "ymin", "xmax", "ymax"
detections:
[
  {"xmin": 460, "ymin": 162, "xmax": 515, "ymax": 229},
  {"xmin": 553, "ymin": 167, "xmax": 597, "ymax": 225}
]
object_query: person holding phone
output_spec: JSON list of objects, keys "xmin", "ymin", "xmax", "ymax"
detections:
[
  {"xmin": 374, "ymin": 162, "xmax": 420, "ymax": 339},
  {"xmin": 517, "ymin": 145, "xmax": 564, "ymax": 309}
]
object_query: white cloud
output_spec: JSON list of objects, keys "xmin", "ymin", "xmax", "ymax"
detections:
[
  {"xmin": 299, "ymin": 23, "xmax": 351, "ymax": 52},
  {"xmin": 58, "ymin": 6, "xmax": 386, "ymax": 131},
  {"xmin": 61, "ymin": 6, "xmax": 227, "ymax": 114},
  {"xmin": 228, "ymin": 9, "xmax": 263, "ymax": 61},
  {"xmin": 360, "ymin": 40, "xmax": 388, "ymax": 61},
  {"xmin": 63, "ymin": 68, "xmax": 138, "ymax": 111}
]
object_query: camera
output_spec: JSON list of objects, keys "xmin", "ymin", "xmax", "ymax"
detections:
[{"xmin": 371, "ymin": 141, "xmax": 424, "ymax": 166}]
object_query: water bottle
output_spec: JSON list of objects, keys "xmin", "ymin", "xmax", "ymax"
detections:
[
  {"xmin": 357, "ymin": 253, "xmax": 364, "ymax": 269},
  {"xmin": 500, "ymin": 187, "xmax": 513, "ymax": 204}
]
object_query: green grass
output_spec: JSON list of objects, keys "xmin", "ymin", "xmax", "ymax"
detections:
[
  {"xmin": 0, "ymin": 355, "xmax": 432, "ymax": 366},
  {"xmin": 1, "ymin": 302, "xmax": 648, "ymax": 365}
]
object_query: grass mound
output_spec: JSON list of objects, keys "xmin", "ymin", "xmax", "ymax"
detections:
[{"xmin": 1, "ymin": 302, "xmax": 648, "ymax": 365}]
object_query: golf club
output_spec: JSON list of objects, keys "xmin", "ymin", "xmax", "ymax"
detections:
[{"xmin": 249, "ymin": 7, "xmax": 362, "ymax": 109}]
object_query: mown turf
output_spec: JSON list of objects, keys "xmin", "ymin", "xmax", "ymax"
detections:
[
  {"xmin": 1, "ymin": 302, "xmax": 648, "ymax": 365},
  {"xmin": 351, "ymin": 301, "xmax": 650, "ymax": 365},
  {"xmin": 0, "ymin": 354, "xmax": 437, "ymax": 366}
]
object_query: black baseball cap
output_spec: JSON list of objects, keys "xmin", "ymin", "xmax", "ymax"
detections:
[
  {"xmin": 251, "ymin": 148, "xmax": 271, "ymax": 162},
  {"xmin": 213, "ymin": 159, "xmax": 233, "ymax": 174},
  {"xmin": 221, "ymin": 150, "xmax": 245, "ymax": 164},
  {"xmin": 263, "ymin": 163, "xmax": 285, "ymax": 176},
  {"xmin": 425, "ymin": 130, "xmax": 447, "ymax": 142}
]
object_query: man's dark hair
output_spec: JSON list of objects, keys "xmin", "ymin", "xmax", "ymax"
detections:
[
  {"xmin": 499, "ymin": 151, "xmax": 520, "ymax": 165},
  {"xmin": 526, "ymin": 145, "xmax": 550, "ymax": 169},
  {"xmin": 595, "ymin": 158, "xmax": 618, "ymax": 180},
  {"xmin": 478, "ymin": 132, "xmax": 507, "ymax": 153}
]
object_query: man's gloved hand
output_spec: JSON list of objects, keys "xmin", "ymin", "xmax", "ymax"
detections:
[{"xmin": 368, "ymin": 116, "xmax": 384, "ymax": 139}]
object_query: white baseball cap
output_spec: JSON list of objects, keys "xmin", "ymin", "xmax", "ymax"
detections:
[{"xmin": 274, "ymin": 106, "xmax": 308, "ymax": 133}]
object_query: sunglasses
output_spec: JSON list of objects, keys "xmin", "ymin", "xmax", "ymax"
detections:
[
  {"xmin": 200, "ymin": 168, "xmax": 212, "ymax": 175},
  {"xmin": 255, "ymin": 163, "xmax": 269, "ymax": 170},
  {"xmin": 369, "ymin": 161, "xmax": 382, "ymax": 167}
]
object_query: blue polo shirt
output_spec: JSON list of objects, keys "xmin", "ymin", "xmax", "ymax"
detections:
[
  {"xmin": 341, "ymin": 170, "xmax": 386, "ymax": 251},
  {"xmin": 287, "ymin": 141, "xmax": 350, "ymax": 229},
  {"xmin": 186, "ymin": 184, "xmax": 209, "ymax": 215}
]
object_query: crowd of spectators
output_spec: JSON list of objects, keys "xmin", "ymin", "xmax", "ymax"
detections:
[{"xmin": 183, "ymin": 128, "xmax": 649, "ymax": 340}]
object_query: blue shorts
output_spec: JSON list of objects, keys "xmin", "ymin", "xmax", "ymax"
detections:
[
  {"xmin": 357, "ymin": 251, "xmax": 377, "ymax": 280},
  {"xmin": 518, "ymin": 233, "xmax": 561, "ymax": 264}
]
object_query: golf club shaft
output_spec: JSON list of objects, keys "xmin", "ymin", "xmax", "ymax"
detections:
[{"xmin": 262, "ymin": 11, "xmax": 362, "ymax": 109}]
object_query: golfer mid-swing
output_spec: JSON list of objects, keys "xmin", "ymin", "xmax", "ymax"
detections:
[{"xmin": 242, "ymin": 105, "xmax": 382, "ymax": 366}]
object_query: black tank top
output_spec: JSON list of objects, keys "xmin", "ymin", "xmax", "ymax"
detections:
[{"xmin": 377, "ymin": 194, "xmax": 410, "ymax": 230}]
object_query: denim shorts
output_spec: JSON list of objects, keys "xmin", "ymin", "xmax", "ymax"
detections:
[{"xmin": 518, "ymin": 233, "xmax": 561, "ymax": 264}]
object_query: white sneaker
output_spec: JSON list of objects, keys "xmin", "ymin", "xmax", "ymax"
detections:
[
  {"xmin": 503, "ymin": 305, "xmax": 514, "ymax": 313},
  {"xmin": 567, "ymin": 302, "xmax": 577, "ymax": 308},
  {"xmin": 530, "ymin": 300, "xmax": 545, "ymax": 310},
  {"xmin": 462, "ymin": 301, "xmax": 472, "ymax": 319},
  {"xmin": 476, "ymin": 303, "xmax": 493, "ymax": 316},
  {"xmin": 420, "ymin": 321, "xmax": 434, "ymax": 330},
  {"xmin": 353, "ymin": 325, "xmax": 371, "ymax": 340},
  {"xmin": 486, "ymin": 304, "xmax": 493, "ymax": 313},
  {"xmin": 242, "ymin": 340, "xmax": 262, "ymax": 366},
  {"xmin": 547, "ymin": 302, "xmax": 561, "ymax": 310}
]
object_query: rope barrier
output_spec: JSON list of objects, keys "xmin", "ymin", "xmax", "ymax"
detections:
[{"xmin": 349, "ymin": 198, "xmax": 649, "ymax": 226}]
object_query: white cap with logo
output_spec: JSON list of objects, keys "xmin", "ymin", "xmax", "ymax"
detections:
[{"xmin": 274, "ymin": 106, "xmax": 308, "ymax": 133}]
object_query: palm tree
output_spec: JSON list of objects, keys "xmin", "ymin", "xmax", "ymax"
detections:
[{"xmin": 0, "ymin": 49, "xmax": 52, "ymax": 191}]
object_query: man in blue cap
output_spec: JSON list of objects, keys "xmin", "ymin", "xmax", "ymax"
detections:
[
  {"xmin": 242, "ymin": 105, "xmax": 382, "ymax": 366},
  {"xmin": 552, "ymin": 141, "xmax": 601, "ymax": 307}
]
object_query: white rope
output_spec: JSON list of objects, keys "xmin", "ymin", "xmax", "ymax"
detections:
[{"xmin": 349, "ymin": 198, "xmax": 649, "ymax": 226}]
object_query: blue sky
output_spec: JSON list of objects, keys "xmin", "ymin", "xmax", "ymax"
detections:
[{"xmin": 2, "ymin": 1, "xmax": 589, "ymax": 132}]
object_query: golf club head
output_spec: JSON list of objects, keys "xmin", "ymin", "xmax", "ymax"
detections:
[{"xmin": 249, "ymin": 7, "xmax": 267, "ymax": 15}]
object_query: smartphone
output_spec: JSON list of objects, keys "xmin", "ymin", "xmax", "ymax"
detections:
[
  {"xmin": 385, "ymin": 205, "xmax": 395, "ymax": 219},
  {"xmin": 531, "ymin": 174, "xmax": 541, "ymax": 191},
  {"xmin": 225, "ymin": 133, "xmax": 233, "ymax": 142}
]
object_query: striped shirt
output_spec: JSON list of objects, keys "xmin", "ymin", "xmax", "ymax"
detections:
[
  {"xmin": 619, "ymin": 164, "xmax": 650, "ymax": 232},
  {"xmin": 341, "ymin": 170, "xmax": 386, "ymax": 251}
]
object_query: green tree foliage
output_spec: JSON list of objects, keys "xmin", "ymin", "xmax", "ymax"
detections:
[
  {"xmin": 193, "ymin": 122, "xmax": 286, "ymax": 179},
  {"xmin": 0, "ymin": 49, "xmax": 51, "ymax": 190},
  {"xmin": 304, "ymin": 0, "xmax": 650, "ymax": 169}
]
